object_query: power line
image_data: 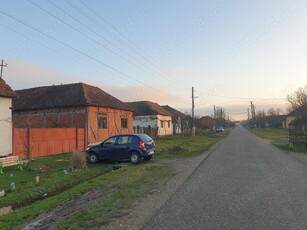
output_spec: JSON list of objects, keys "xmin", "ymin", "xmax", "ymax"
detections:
[
  {"xmin": 45, "ymin": 0, "xmax": 190, "ymax": 93},
  {"xmin": 0, "ymin": 9, "xmax": 167, "ymax": 95},
  {"xmin": 29, "ymin": 0, "xmax": 179, "ymax": 86},
  {"xmin": 70, "ymin": 0, "xmax": 191, "ymax": 91}
]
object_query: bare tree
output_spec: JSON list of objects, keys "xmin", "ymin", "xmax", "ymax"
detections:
[
  {"xmin": 287, "ymin": 86, "xmax": 307, "ymax": 109},
  {"xmin": 267, "ymin": 108, "xmax": 282, "ymax": 116},
  {"xmin": 215, "ymin": 107, "xmax": 226, "ymax": 119}
]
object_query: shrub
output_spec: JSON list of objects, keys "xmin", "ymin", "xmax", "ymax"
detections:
[{"xmin": 72, "ymin": 151, "xmax": 88, "ymax": 170}]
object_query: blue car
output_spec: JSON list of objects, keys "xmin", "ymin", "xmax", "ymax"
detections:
[{"xmin": 86, "ymin": 134, "xmax": 155, "ymax": 164}]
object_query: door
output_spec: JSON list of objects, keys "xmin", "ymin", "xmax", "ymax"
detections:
[
  {"xmin": 112, "ymin": 135, "xmax": 133, "ymax": 160},
  {"xmin": 98, "ymin": 136, "xmax": 117, "ymax": 160}
]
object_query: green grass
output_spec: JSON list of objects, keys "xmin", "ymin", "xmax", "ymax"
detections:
[
  {"xmin": 155, "ymin": 129, "xmax": 231, "ymax": 158},
  {"xmin": 249, "ymin": 128, "xmax": 288, "ymax": 140},
  {"xmin": 58, "ymin": 164, "xmax": 170, "ymax": 229},
  {"xmin": 0, "ymin": 164, "xmax": 170, "ymax": 229},
  {"xmin": 0, "ymin": 153, "xmax": 113, "ymax": 210},
  {"xmin": 0, "ymin": 130, "xmax": 230, "ymax": 229}
]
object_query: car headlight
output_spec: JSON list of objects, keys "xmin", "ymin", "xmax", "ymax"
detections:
[{"xmin": 86, "ymin": 147, "xmax": 90, "ymax": 151}]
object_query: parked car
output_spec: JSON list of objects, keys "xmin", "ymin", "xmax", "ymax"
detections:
[
  {"xmin": 86, "ymin": 134, "xmax": 155, "ymax": 164},
  {"xmin": 215, "ymin": 126, "xmax": 224, "ymax": 133}
]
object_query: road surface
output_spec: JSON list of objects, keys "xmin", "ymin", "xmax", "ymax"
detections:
[{"xmin": 143, "ymin": 127, "xmax": 307, "ymax": 230}]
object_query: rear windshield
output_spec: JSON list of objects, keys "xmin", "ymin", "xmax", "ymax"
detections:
[{"xmin": 137, "ymin": 134, "xmax": 152, "ymax": 142}]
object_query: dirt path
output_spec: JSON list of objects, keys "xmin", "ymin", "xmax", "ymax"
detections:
[{"xmin": 20, "ymin": 143, "xmax": 220, "ymax": 230}]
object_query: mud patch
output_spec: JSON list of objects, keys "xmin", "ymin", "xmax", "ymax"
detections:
[{"xmin": 21, "ymin": 184, "xmax": 118, "ymax": 230}]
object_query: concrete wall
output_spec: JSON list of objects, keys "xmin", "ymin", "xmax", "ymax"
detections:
[
  {"xmin": 0, "ymin": 97, "xmax": 13, "ymax": 156},
  {"xmin": 133, "ymin": 114, "xmax": 173, "ymax": 136},
  {"xmin": 157, "ymin": 114, "xmax": 173, "ymax": 136}
]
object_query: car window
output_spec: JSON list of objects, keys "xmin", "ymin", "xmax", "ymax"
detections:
[
  {"xmin": 138, "ymin": 134, "xmax": 152, "ymax": 142},
  {"xmin": 103, "ymin": 137, "xmax": 117, "ymax": 146},
  {"xmin": 117, "ymin": 136, "xmax": 134, "ymax": 145}
]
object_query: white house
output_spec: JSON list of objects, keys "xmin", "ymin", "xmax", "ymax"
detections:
[
  {"xmin": 127, "ymin": 101, "xmax": 173, "ymax": 137},
  {"xmin": 0, "ymin": 78, "xmax": 16, "ymax": 156}
]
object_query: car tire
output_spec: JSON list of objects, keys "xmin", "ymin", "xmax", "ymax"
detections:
[
  {"xmin": 88, "ymin": 153, "xmax": 98, "ymax": 163},
  {"xmin": 144, "ymin": 155, "xmax": 152, "ymax": 161},
  {"xmin": 130, "ymin": 152, "xmax": 140, "ymax": 164}
]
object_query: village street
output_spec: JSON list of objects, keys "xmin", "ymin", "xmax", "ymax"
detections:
[{"xmin": 143, "ymin": 127, "xmax": 307, "ymax": 230}]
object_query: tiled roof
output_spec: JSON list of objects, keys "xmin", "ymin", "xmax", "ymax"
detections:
[
  {"xmin": 162, "ymin": 105, "xmax": 187, "ymax": 119},
  {"xmin": 288, "ymin": 105, "xmax": 307, "ymax": 118},
  {"xmin": 0, "ymin": 78, "xmax": 16, "ymax": 98},
  {"xmin": 127, "ymin": 101, "xmax": 171, "ymax": 116},
  {"xmin": 13, "ymin": 83, "xmax": 133, "ymax": 112}
]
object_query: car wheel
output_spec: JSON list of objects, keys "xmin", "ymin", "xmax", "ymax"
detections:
[
  {"xmin": 88, "ymin": 153, "xmax": 98, "ymax": 163},
  {"xmin": 130, "ymin": 152, "xmax": 140, "ymax": 164},
  {"xmin": 144, "ymin": 155, "xmax": 152, "ymax": 161}
]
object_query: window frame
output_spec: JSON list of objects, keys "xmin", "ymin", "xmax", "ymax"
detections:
[
  {"xmin": 97, "ymin": 113, "xmax": 108, "ymax": 129},
  {"xmin": 121, "ymin": 117, "xmax": 128, "ymax": 129}
]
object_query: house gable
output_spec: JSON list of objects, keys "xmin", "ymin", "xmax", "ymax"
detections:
[{"xmin": 0, "ymin": 78, "xmax": 16, "ymax": 98}]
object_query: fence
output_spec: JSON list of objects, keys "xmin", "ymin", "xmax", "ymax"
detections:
[{"xmin": 13, "ymin": 127, "xmax": 87, "ymax": 159}]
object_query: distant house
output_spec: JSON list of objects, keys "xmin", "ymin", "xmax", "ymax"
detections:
[
  {"xmin": 162, "ymin": 105, "xmax": 190, "ymax": 134},
  {"xmin": 256, "ymin": 115, "xmax": 287, "ymax": 128},
  {"xmin": 0, "ymin": 78, "xmax": 16, "ymax": 156},
  {"xmin": 127, "ymin": 101, "xmax": 173, "ymax": 137},
  {"xmin": 12, "ymin": 83, "xmax": 134, "ymax": 144},
  {"xmin": 288, "ymin": 105, "xmax": 307, "ymax": 148},
  {"xmin": 198, "ymin": 116, "xmax": 215, "ymax": 131}
]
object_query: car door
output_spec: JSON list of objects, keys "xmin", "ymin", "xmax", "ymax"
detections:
[
  {"xmin": 112, "ymin": 135, "xmax": 132, "ymax": 160},
  {"xmin": 98, "ymin": 136, "xmax": 117, "ymax": 160}
]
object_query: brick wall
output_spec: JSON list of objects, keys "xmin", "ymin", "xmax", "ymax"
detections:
[
  {"xmin": 13, "ymin": 107, "xmax": 87, "ymax": 128},
  {"xmin": 13, "ymin": 106, "xmax": 134, "ymax": 144}
]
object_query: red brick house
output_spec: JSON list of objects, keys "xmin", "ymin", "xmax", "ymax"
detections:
[{"xmin": 12, "ymin": 83, "xmax": 134, "ymax": 144}]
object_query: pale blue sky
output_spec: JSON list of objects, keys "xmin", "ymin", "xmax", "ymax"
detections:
[{"xmin": 1, "ymin": 0, "xmax": 307, "ymax": 120}]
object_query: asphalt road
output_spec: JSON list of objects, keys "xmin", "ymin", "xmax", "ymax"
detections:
[{"xmin": 143, "ymin": 127, "xmax": 307, "ymax": 230}]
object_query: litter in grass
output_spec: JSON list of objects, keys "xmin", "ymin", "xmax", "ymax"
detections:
[
  {"xmin": 35, "ymin": 176, "xmax": 40, "ymax": 184},
  {"xmin": 10, "ymin": 182, "xmax": 15, "ymax": 191},
  {"xmin": 0, "ymin": 189, "xmax": 5, "ymax": 197}
]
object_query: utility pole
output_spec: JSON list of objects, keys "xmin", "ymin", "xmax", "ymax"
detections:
[
  {"xmin": 214, "ymin": 105, "xmax": 216, "ymax": 118},
  {"xmin": 0, "ymin": 59, "xmax": 7, "ymax": 79},
  {"xmin": 247, "ymin": 108, "xmax": 250, "ymax": 121},
  {"xmin": 192, "ymin": 87, "xmax": 196, "ymax": 137}
]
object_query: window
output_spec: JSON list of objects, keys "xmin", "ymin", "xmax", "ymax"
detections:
[
  {"xmin": 103, "ymin": 136, "xmax": 116, "ymax": 146},
  {"xmin": 117, "ymin": 135, "xmax": 134, "ymax": 145},
  {"xmin": 160, "ymin": 120, "xmax": 164, "ymax": 128},
  {"xmin": 97, "ymin": 114, "xmax": 108, "ymax": 129},
  {"xmin": 121, "ymin": 117, "xmax": 128, "ymax": 129},
  {"xmin": 168, "ymin": 121, "xmax": 171, "ymax": 128}
]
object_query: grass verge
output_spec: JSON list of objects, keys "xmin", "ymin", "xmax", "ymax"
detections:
[
  {"xmin": 0, "ymin": 130, "xmax": 230, "ymax": 229},
  {"xmin": 58, "ymin": 164, "xmax": 169, "ymax": 229},
  {"xmin": 0, "ymin": 164, "xmax": 169, "ymax": 229},
  {"xmin": 0, "ymin": 153, "xmax": 113, "ymax": 210},
  {"xmin": 250, "ymin": 128, "xmax": 307, "ymax": 153},
  {"xmin": 249, "ymin": 128, "xmax": 288, "ymax": 140},
  {"xmin": 155, "ymin": 129, "xmax": 231, "ymax": 158}
]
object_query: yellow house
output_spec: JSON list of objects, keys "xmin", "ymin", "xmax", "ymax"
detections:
[{"xmin": 0, "ymin": 78, "xmax": 16, "ymax": 156}]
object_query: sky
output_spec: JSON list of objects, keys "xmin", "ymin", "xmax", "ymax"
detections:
[{"xmin": 1, "ymin": 0, "xmax": 307, "ymax": 120}]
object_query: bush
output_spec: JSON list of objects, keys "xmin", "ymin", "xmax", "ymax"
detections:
[{"xmin": 72, "ymin": 151, "xmax": 88, "ymax": 170}]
